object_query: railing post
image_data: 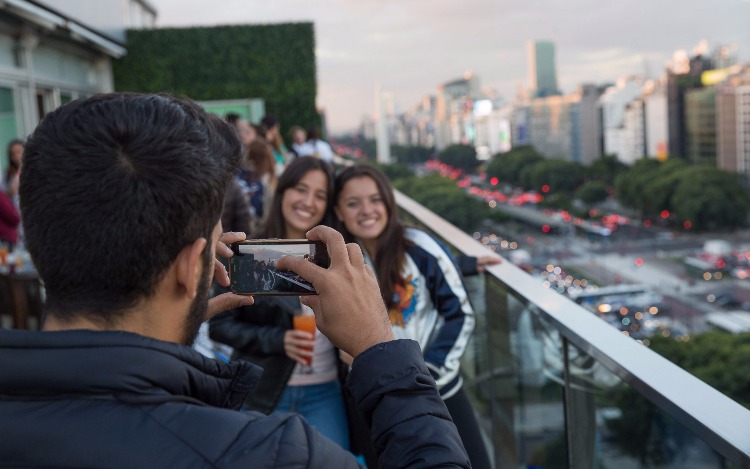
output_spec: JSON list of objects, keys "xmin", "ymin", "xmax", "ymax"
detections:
[
  {"xmin": 483, "ymin": 278, "xmax": 518, "ymax": 468},
  {"xmin": 562, "ymin": 337, "xmax": 597, "ymax": 468}
]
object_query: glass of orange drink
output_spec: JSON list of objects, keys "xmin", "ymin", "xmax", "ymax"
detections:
[{"xmin": 293, "ymin": 309, "xmax": 316, "ymax": 372}]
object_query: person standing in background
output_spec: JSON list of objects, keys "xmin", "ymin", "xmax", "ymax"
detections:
[
  {"xmin": 224, "ymin": 113, "xmax": 256, "ymax": 150},
  {"xmin": 4, "ymin": 140, "xmax": 23, "ymax": 197},
  {"xmin": 306, "ymin": 127, "xmax": 334, "ymax": 162},
  {"xmin": 237, "ymin": 140, "xmax": 277, "ymax": 234},
  {"xmin": 289, "ymin": 126, "xmax": 313, "ymax": 158},
  {"xmin": 2, "ymin": 140, "xmax": 24, "ymax": 249},
  {"xmin": 261, "ymin": 115, "xmax": 290, "ymax": 175}
]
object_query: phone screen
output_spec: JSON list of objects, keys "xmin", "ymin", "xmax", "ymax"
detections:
[{"xmin": 229, "ymin": 240, "xmax": 329, "ymax": 295}]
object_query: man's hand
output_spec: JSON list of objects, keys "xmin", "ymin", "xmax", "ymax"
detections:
[
  {"xmin": 276, "ymin": 226, "xmax": 395, "ymax": 358},
  {"xmin": 207, "ymin": 232, "xmax": 253, "ymax": 319}
]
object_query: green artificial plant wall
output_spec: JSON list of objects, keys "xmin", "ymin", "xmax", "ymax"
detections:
[{"xmin": 113, "ymin": 23, "xmax": 318, "ymax": 134}]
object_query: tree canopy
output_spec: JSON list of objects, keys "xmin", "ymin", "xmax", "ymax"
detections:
[
  {"xmin": 438, "ymin": 144, "xmax": 478, "ymax": 172},
  {"xmin": 615, "ymin": 157, "xmax": 749, "ymax": 230},
  {"xmin": 393, "ymin": 175, "xmax": 490, "ymax": 231},
  {"xmin": 526, "ymin": 159, "xmax": 586, "ymax": 194},
  {"xmin": 575, "ymin": 181, "xmax": 609, "ymax": 204},
  {"xmin": 486, "ymin": 145, "xmax": 544, "ymax": 187}
]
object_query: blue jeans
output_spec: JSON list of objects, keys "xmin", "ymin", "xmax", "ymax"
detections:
[{"xmin": 275, "ymin": 380, "xmax": 350, "ymax": 450}]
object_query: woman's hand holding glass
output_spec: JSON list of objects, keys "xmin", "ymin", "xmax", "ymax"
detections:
[{"xmin": 284, "ymin": 326, "xmax": 315, "ymax": 367}]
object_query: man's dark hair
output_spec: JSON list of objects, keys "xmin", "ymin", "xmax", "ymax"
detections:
[
  {"xmin": 20, "ymin": 93, "xmax": 242, "ymax": 325},
  {"xmin": 224, "ymin": 112, "xmax": 241, "ymax": 126}
]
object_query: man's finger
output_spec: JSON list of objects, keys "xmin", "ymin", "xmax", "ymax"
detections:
[
  {"xmin": 276, "ymin": 255, "xmax": 324, "ymax": 285},
  {"xmin": 214, "ymin": 258, "xmax": 230, "ymax": 286},
  {"xmin": 219, "ymin": 232, "xmax": 246, "ymax": 244},
  {"xmin": 346, "ymin": 243, "xmax": 365, "ymax": 268},
  {"xmin": 300, "ymin": 295, "xmax": 321, "ymax": 313},
  {"xmin": 305, "ymin": 226, "xmax": 348, "ymax": 268},
  {"xmin": 206, "ymin": 292, "xmax": 253, "ymax": 319},
  {"xmin": 215, "ymin": 241, "xmax": 233, "ymax": 259},
  {"xmin": 216, "ymin": 232, "xmax": 247, "ymax": 259}
]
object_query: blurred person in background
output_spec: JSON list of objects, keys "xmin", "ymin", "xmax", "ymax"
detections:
[
  {"xmin": 334, "ymin": 164, "xmax": 491, "ymax": 469},
  {"xmin": 4, "ymin": 140, "xmax": 23, "ymax": 199},
  {"xmin": 261, "ymin": 115, "xmax": 290, "ymax": 175},
  {"xmin": 210, "ymin": 157, "xmax": 353, "ymax": 452},
  {"xmin": 0, "ymin": 184, "xmax": 19, "ymax": 248},
  {"xmin": 237, "ymin": 140, "xmax": 277, "ymax": 234},
  {"xmin": 289, "ymin": 126, "xmax": 313, "ymax": 158},
  {"xmin": 225, "ymin": 112, "xmax": 256, "ymax": 150},
  {"xmin": 221, "ymin": 177, "xmax": 252, "ymax": 236},
  {"xmin": 306, "ymin": 127, "xmax": 334, "ymax": 163},
  {"xmin": 2, "ymin": 140, "xmax": 24, "ymax": 249}
]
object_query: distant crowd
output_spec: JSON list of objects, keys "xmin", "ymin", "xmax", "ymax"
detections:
[{"xmin": 221, "ymin": 113, "xmax": 335, "ymax": 236}]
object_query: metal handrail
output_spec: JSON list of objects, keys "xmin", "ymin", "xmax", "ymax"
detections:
[{"xmin": 395, "ymin": 189, "xmax": 750, "ymax": 466}]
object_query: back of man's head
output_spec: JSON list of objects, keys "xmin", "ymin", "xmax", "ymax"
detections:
[{"xmin": 21, "ymin": 93, "xmax": 242, "ymax": 324}]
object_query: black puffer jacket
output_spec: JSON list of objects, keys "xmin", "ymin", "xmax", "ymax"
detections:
[
  {"xmin": 0, "ymin": 329, "xmax": 470, "ymax": 468},
  {"xmin": 209, "ymin": 295, "xmax": 298, "ymax": 413}
]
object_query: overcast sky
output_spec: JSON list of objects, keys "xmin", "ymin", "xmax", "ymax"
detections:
[{"xmin": 150, "ymin": 0, "xmax": 750, "ymax": 134}]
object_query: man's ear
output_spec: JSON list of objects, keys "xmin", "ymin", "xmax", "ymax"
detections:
[{"xmin": 175, "ymin": 238, "xmax": 208, "ymax": 300}]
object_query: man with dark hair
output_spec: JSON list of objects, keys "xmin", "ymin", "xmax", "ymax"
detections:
[{"xmin": 0, "ymin": 93, "xmax": 469, "ymax": 468}]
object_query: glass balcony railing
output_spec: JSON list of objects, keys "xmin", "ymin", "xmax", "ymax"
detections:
[{"xmin": 395, "ymin": 189, "xmax": 750, "ymax": 468}]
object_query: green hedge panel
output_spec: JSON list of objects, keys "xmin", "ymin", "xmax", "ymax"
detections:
[{"xmin": 113, "ymin": 23, "xmax": 318, "ymax": 133}]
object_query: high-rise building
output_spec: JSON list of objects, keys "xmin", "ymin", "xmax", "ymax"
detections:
[
  {"xmin": 685, "ymin": 86, "xmax": 718, "ymax": 166},
  {"xmin": 599, "ymin": 76, "xmax": 646, "ymax": 161},
  {"xmin": 527, "ymin": 40, "xmax": 560, "ymax": 98},
  {"xmin": 643, "ymin": 80, "xmax": 669, "ymax": 161},
  {"xmin": 523, "ymin": 84, "xmax": 602, "ymax": 163},
  {"xmin": 666, "ymin": 51, "xmax": 713, "ymax": 159},
  {"xmin": 619, "ymin": 99, "xmax": 646, "ymax": 165},
  {"xmin": 717, "ymin": 66, "xmax": 750, "ymax": 181},
  {"xmin": 435, "ymin": 71, "xmax": 481, "ymax": 149}
]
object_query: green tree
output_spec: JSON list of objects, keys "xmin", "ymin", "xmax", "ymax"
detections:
[
  {"xmin": 670, "ymin": 167, "xmax": 750, "ymax": 230},
  {"xmin": 391, "ymin": 144, "xmax": 435, "ymax": 165},
  {"xmin": 438, "ymin": 144, "xmax": 478, "ymax": 172},
  {"xmin": 374, "ymin": 162, "xmax": 414, "ymax": 183},
  {"xmin": 587, "ymin": 154, "xmax": 629, "ymax": 186},
  {"xmin": 486, "ymin": 146, "xmax": 544, "ymax": 187},
  {"xmin": 393, "ymin": 175, "xmax": 488, "ymax": 231},
  {"xmin": 644, "ymin": 159, "xmax": 689, "ymax": 216},
  {"xmin": 575, "ymin": 180, "xmax": 609, "ymax": 204},
  {"xmin": 527, "ymin": 160, "xmax": 586, "ymax": 194},
  {"xmin": 614, "ymin": 158, "xmax": 662, "ymax": 213}
]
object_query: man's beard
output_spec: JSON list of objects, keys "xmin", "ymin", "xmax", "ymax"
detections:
[{"xmin": 183, "ymin": 256, "xmax": 212, "ymax": 346}]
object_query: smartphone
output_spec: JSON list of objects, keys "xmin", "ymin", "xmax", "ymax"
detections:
[{"xmin": 229, "ymin": 239, "xmax": 329, "ymax": 295}]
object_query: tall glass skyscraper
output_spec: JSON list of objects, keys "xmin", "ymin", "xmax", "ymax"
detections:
[{"xmin": 528, "ymin": 40, "xmax": 561, "ymax": 97}]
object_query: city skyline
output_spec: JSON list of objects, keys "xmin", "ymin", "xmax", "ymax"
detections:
[{"xmin": 150, "ymin": 0, "xmax": 750, "ymax": 134}]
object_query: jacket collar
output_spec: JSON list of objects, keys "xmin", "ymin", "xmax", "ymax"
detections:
[{"xmin": 0, "ymin": 329, "xmax": 262, "ymax": 409}]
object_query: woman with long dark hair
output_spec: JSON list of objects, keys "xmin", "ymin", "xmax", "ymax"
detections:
[
  {"xmin": 4, "ymin": 139, "xmax": 23, "ymax": 195},
  {"xmin": 334, "ymin": 163, "xmax": 491, "ymax": 469},
  {"xmin": 210, "ymin": 157, "xmax": 351, "ymax": 450}
]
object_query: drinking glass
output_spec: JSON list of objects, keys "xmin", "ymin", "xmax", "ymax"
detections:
[{"xmin": 292, "ymin": 308, "xmax": 316, "ymax": 373}]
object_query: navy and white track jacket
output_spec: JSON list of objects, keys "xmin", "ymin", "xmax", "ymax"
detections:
[{"xmin": 362, "ymin": 228, "xmax": 475, "ymax": 399}]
